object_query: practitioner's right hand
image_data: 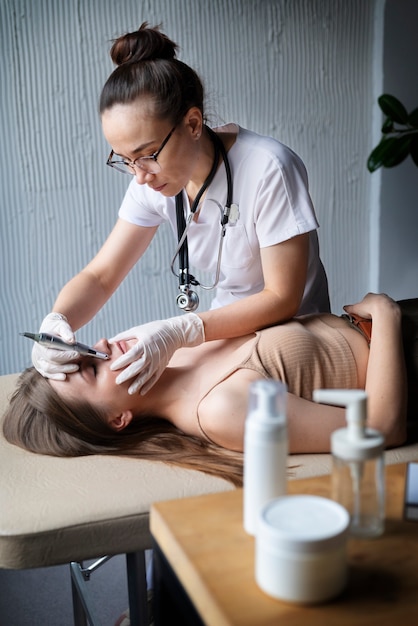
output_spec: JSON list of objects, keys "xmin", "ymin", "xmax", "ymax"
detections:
[{"xmin": 31, "ymin": 313, "xmax": 80, "ymax": 380}]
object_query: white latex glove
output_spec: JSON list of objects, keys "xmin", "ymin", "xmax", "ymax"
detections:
[
  {"xmin": 31, "ymin": 312, "xmax": 80, "ymax": 380},
  {"xmin": 109, "ymin": 313, "xmax": 205, "ymax": 395}
]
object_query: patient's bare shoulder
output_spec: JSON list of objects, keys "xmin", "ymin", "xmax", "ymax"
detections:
[{"xmin": 198, "ymin": 370, "xmax": 262, "ymax": 452}]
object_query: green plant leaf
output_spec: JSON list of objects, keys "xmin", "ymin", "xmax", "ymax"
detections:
[
  {"xmin": 367, "ymin": 136, "xmax": 412, "ymax": 172},
  {"xmin": 368, "ymin": 94, "xmax": 418, "ymax": 171},
  {"xmin": 410, "ymin": 136, "xmax": 418, "ymax": 167},
  {"xmin": 378, "ymin": 94, "xmax": 408, "ymax": 124},
  {"xmin": 408, "ymin": 107, "xmax": 418, "ymax": 127},
  {"xmin": 367, "ymin": 137, "xmax": 398, "ymax": 172},
  {"xmin": 367, "ymin": 137, "xmax": 395, "ymax": 172},
  {"xmin": 383, "ymin": 135, "xmax": 412, "ymax": 167},
  {"xmin": 381, "ymin": 117, "xmax": 393, "ymax": 133}
]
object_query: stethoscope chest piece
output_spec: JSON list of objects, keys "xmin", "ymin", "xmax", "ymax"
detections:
[{"xmin": 176, "ymin": 285, "xmax": 200, "ymax": 312}]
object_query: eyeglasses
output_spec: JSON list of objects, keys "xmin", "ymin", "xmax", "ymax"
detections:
[{"xmin": 106, "ymin": 127, "xmax": 176, "ymax": 175}]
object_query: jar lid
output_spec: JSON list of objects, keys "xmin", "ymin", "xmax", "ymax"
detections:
[{"xmin": 259, "ymin": 495, "xmax": 349, "ymax": 553}]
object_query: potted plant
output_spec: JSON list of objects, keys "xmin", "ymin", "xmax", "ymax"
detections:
[{"xmin": 367, "ymin": 94, "xmax": 418, "ymax": 172}]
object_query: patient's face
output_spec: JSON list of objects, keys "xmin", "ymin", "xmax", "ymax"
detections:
[{"xmin": 49, "ymin": 338, "xmax": 136, "ymax": 413}]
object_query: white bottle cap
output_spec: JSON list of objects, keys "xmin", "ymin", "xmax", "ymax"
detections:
[
  {"xmin": 246, "ymin": 380, "xmax": 287, "ymax": 443},
  {"xmin": 248, "ymin": 379, "xmax": 287, "ymax": 421}
]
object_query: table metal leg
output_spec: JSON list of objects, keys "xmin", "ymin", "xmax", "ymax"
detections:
[
  {"xmin": 126, "ymin": 551, "xmax": 149, "ymax": 626},
  {"xmin": 70, "ymin": 561, "xmax": 101, "ymax": 625},
  {"xmin": 152, "ymin": 540, "xmax": 204, "ymax": 626},
  {"xmin": 70, "ymin": 552, "xmax": 149, "ymax": 626}
]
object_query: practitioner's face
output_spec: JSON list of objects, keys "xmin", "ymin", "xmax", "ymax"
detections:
[
  {"xmin": 101, "ymin": 99, "xmax": 202, "ymax": 197},
  {"xmin": 49, "ymin": 338, "xmax": 137, "ymax": 429}
]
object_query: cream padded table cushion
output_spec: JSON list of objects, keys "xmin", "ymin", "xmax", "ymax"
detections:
[
  {"xmin": 0, "ymin": 374, "xmax": 233, "ymax": 569},
  {"xmin": 1, "ymin": 373, "xmax": 417, "ymax": 570}
]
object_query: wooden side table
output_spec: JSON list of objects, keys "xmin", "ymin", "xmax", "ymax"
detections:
[{"xmin": 150, "ymin": 463, "xmax": 418, "ymax": 626}]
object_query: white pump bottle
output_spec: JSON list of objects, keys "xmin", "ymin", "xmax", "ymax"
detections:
[
  {"xmin": 243, "ymin": 380, "xmax": 288, "ymax": 536},
  {"xmin": 313, "ymin": 389, "xmax": 385, "ymax": 537}
]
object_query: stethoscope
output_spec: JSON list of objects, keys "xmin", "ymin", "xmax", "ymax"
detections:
[{"xmin": 170, "ymin": 126, "xmax": 237, "ymax": 312}]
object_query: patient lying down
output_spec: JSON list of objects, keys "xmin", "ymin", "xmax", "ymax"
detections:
[{"xmin": 3, "ymin": 294, "xmax": 417, "ymax": 486}]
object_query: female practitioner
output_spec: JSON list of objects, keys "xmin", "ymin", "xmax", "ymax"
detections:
[{"xmin": 32, "ymin": 23, "xmax": 329, "ymax": 396}]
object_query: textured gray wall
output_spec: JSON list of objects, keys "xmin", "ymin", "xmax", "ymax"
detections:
[
  {"xmin": 1, "ymin": 0, "xmax": 415, "ymax": 375},
  {"xmin": 378, "ymin": 0, "xmax": 418, "ymax": 295}
]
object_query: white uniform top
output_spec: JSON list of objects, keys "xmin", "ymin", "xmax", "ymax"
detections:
[{"xmin": 118, "ymin": 124, "xmax": 330, "ymax": 314}]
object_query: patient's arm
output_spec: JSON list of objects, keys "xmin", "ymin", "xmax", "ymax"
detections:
[
  {"xmin": 344, "ymin": 293, "xmax": 407, "ymax": 448},
  {"xmin": 197, "ymin": 364, "xmax": 347, "ymax": 453},
  {"xmin": 197, "ymin": 383, "xmax": 347, "ymax": 454}
]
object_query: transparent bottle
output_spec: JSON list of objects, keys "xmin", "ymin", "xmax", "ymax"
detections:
[
  {"xmin": 314, "ymin": 390, "xmax": 385, "ymax": 538},
  {"xmin": 243, "ymin": 380, "xmax": 288, "ymax": 536}
]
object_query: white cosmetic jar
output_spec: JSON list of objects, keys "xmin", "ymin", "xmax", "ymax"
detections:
[{"xmin": 256, "ymin": 495, "xmax": 350, "ymax": 604}]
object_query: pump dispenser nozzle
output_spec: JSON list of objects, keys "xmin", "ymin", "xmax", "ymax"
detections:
[
  {"xmin": 312, "ymin": 389, "xmax": 383, "ymax": 461},
  {"xmin": 313, "ymin": 389, "xmax": 385, "ymax": 538},
  {"xmin": 314, "ymin": 389, "xmax": 367, "ymax": 443}
]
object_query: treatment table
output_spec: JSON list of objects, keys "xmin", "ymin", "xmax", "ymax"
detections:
[{"xmin": 1, "ymin": 372, "xmax": 417, "ymax": 625}]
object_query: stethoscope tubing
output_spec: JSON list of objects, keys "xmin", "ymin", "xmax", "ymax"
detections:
[
  {"xmin": 170, "ymin": 201, "xmax": 227, "ymax": 290},
  {"xmin": 171, "ymin": 126, "xmax": 233, "ymax": 294}
]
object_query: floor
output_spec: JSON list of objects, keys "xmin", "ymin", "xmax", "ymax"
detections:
[{"xmin": 0, "ymin": 554, "xmax": 130, "ymax": 626}]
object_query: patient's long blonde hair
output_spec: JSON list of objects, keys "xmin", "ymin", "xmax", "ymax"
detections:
[{"xmin": 2, "ymin": 368, "xmax": 243, "ymax": 486}]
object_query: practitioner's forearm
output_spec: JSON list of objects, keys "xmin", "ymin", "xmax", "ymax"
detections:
[{"xmin": 52, "ymin": 269, "xmax": 111, "ymax": 331}]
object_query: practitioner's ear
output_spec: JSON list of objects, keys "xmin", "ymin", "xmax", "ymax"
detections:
[
  {"xmin": 109, "ymin": 410, "xmax": 133, "ymax": 432},
  {"xmin": 184, "ymin": 106, "xmax": 203, "ymax": 139}
]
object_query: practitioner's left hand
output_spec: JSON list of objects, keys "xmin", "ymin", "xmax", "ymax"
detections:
[{"xmin": 109, "ymin": 313, "xmax": 205, "ymax": 395}]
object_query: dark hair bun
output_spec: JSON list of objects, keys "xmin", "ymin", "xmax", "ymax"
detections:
[{"xmin": 110, "ymin": 22, "xmax": 178, "ymax": 66}]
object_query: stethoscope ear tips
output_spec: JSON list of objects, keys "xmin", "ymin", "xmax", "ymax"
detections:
[{"xmin": 176, "ymin": 289, "xmax": 199, "ymax": 312}]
